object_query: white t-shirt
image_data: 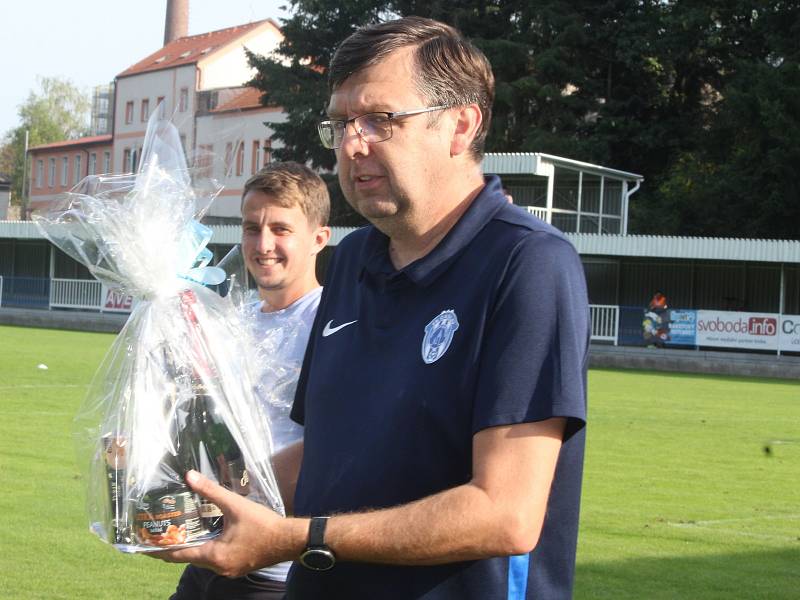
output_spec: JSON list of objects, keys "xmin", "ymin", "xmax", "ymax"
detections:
[{"xmin": 247, "ymin": 286, "xmax": 321, "ymax": 582}]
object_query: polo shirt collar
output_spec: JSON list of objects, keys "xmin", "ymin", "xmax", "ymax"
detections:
[{"xmin": 362, "ymin": 175, "xmax": 506, "ymax": 288}]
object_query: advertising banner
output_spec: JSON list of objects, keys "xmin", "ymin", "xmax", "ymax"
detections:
[
  {"xmin": 779, "ymin": 315, "xmax": 800, "ymax": 353},
  {"xmin": 665, "ymin": 310, "xmax": 697, "ymax": 346},
  {"xmin": 617, "ymin": 307, "xmax": 696, "ymax": 347},
  {"xmin": 100, "ymin": 284, "xmax": 134, "ymax": 313},
  {"xmin": 695, "ymin": 310, "xmax": 779, "ymax": 351}
]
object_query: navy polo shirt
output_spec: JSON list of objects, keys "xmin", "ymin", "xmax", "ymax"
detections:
[{"xmin": 288, "ymin": 175, "xmax": 589, "ymax": 600}]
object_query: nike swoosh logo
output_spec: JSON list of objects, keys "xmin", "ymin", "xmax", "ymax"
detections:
[{"xmin": 322, "ymin": 319, "xmax": 358, "ymax": 337}]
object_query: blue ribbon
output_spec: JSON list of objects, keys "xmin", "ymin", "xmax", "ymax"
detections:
[{"xmin": 177, "ymin": 220, "xmax": 226, "ymax": 287}]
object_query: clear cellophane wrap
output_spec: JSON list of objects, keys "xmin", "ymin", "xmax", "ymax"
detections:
[{"xmin": 33, "ymin": 114, "xmax": 284, "ymax": 553}]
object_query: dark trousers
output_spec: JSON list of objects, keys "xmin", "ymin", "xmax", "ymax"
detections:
[{"xmin": 170, "ymin": 564, "xmax": 286, "ymax": 600}]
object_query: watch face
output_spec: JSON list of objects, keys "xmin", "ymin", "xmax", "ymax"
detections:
[{"xmin": 300, "ymin": 547, "xmax": 335, "ymax": 571}]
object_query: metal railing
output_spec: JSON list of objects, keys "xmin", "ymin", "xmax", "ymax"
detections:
[
  {"xmin": 9, "ymin": 277, "xmax": 620, "ymax": 345},
  {"xmin": 589, "ymin": 304, "xmax": 619, "ymax": 344},
  {"xmin": 524, "ymin": 206, "xmax": 549, "ymax": 221},
  {"xmin": 50, "ymin": 278, "xmax": 102, "ymax": 310}
]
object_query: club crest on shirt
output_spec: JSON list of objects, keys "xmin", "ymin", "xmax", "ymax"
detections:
[{"xmin": 421, "ymin": 309, "xmax": 459, "ymax": 365}]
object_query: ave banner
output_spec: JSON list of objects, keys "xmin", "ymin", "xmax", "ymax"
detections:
[{"xmin": 100, "ymin": 284, "xmax": 134, "ymax": 313}]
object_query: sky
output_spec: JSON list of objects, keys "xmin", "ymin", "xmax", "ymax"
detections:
[{"xmin": 0, "ymin": 0, "xmax": 293, "ymax": 136}]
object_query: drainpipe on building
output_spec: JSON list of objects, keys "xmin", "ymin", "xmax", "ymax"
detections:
[{"xmin": 622, "ymin": 178, "xmax": 641, "ymax": 235}]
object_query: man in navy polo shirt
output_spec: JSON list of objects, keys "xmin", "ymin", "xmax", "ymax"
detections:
[{"xmin": 156, "ymin": 16, "xmax": 589, "ymax": 600}]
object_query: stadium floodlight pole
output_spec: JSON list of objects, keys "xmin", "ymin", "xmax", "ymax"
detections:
[{"xmin": 21, "ymin": 129, "xmax": 29, "ymax": 220}]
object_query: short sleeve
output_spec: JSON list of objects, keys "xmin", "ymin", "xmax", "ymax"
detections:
[{"xmin": 472, "ymin": 232, "xmax": 589, "ymax": 434}]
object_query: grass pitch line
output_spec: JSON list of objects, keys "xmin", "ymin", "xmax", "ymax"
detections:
[
  {"xmin": 667, "ymin": 514, "xmax": 800, "ymax": 543},
  {"xmin": 667, "ymin": 514, "xmax": 800, "ymax": 526},
  {"xmin": 667, "ymin": 522, "xmax": 799, "ymax": 543}
]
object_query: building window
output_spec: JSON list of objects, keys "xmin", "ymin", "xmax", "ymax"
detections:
[
  {"xmin": 251, "ymin": 141, "xmax": 260, "ymax": 175},
  {"xmin": 61, "ymin": 157, "xmax": 69, "ymax": 186},
  {"xmin": 235, "ymin": 142, "xmax": 245, "ymax": 176},
  {"xmin": 197, "ymin": 144, "xmax": 213, "ymax": 178},
  {"xmin": 224, "ymin": 142, "xmax": 234, "ymax": 175},
  {"xmin": 123, "ymin": 149, "xmax": 131, "ymax": 173},
  {"xmin": 125, "ymin": 101, "xmax": 134, "ymax": 124},
  {"xmin": 141, "ymin": 99, "xmax": 150, "ymax": 122},
  {"xmin": 156, "ymin": 96, "xmax": 166, "ymax": 117},
  {"xmin": 89, "ymin": 153, "xmax": 97, "ymax": 175},
  {"xmin": 36, "ymin": 160, "xmax": 43, "ymax": 188},
  {"xmin": 74, "ymin": 154, "xmax": 82, "ymax": 185},
  {"xmin": 263, "ymin": 138, "xmax": 272, "ymax": 166},
  {"xmin": 48, "ymin": 158, "xmax": 56, "ymax": 187},
  {"xmin": 103, "ymin": 151, "xmax": 111, "ymax": 173},
  {"xmin": 180, "ymin": 134, "xmax": 187, "ymax": 156},
  {"xmin": 179, "ymin": 88, "xmax": 189, "ymax": 112}
]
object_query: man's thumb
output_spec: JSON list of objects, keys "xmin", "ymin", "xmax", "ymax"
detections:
[{"xmin": 184, "ymin": 470, "xmax": 236, "ymax": 511}]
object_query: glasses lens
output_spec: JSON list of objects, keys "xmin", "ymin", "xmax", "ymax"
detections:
[
  {"xmin": 318, "ymin": 121, "xmax": 339, "ymax": 149},
  {"xmin": 357, "ymin": 113, "xmax": 392, "ymax": 143}
]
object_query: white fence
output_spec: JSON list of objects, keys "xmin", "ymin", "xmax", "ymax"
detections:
[
  {"xmin": 589, "ymin": 304, "xmax": 619, "ymax": 344},
  {"xmin": 525, "ymin": 206, "xmax": 549, "ymax": 221},
  {"xmin": 20, "ymin": 278, "xmax": 619, "ymax": 343},
  {"xmin": 50, "ymin": 278, "xmax": 103, "ymax": 310}
]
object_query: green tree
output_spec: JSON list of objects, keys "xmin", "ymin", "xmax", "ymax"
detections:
[
  {"xmin": 635, "ymin": 1, "xmax": 800, "ymax": 239},
  {"xmin": 247, "ymin": 0, "xmax": 800, "ymax": 238},
  {"xmin": 0, "ymin": 76, "xmax": 91, "ymax": 212}
]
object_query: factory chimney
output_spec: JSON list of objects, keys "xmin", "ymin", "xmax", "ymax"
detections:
[{"xmin": 164, "ymin": 0, "xmax": 189, "ymax": 46}]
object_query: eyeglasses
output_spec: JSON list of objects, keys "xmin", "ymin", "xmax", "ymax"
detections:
[{"xmin": 317, "ymin": 105, "xmax": 451, "ymax": 149}]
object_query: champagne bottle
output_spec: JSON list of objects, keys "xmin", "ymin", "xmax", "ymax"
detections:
[
  {"xmin": 178, "ymin": 289, "xmax": 251, "ymax": 534},
  {"xmin": 131, "ymin": 346, "xmax": 207, "ymax": 547}
]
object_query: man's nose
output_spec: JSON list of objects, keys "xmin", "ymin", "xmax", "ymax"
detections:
[
  {"xmin": 256, "ymin": 230, "xmax": 276, "ymax": 253},
  {"xmin": 339, "ymin": 121, "xmax": 369, "ymax": 159}
]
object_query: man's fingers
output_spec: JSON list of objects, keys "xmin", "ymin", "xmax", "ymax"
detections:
[
  {"xmin": 184, "ymin": 470, "xmax": 238, "ymax": 513},
  {"xmin": 149, "ymin": 544, "xmax": 218, "ymax": 572}
]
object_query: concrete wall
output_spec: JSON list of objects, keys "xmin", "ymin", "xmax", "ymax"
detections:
[
  {"xmin": 589, "ymin": 344, "xmax": 800, "ymax": 381},
  {"xmin": 3, "ymin": 306, "xmax": 798, "ymax": 380},
  {"xmin": 0, "ymin": 307, "xmax": 127, "ymax": 334}
]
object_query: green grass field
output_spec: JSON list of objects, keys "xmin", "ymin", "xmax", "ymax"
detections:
[{"xmin": 1, "ymin": 324, "xmax": 798, "ymax": 599}]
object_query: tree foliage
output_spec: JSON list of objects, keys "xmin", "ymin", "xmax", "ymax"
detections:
[
  {"xmin": 249, "ymin": 0, "xmax": 800, "ymax": 238},
  {"xmin": 0, "ymin": 76, "xmax": 91, "ymax": 208}
]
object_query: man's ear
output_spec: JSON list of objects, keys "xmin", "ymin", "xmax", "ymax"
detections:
[
  {"xmin": 450, "ymin": 104, "xmax": 482, "ymax": 157},
  {"xmin": 312, "ymin": 226, "xmax": 332, "ymax": 255}
]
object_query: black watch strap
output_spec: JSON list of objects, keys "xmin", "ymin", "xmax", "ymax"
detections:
[
  {"xmin": 300, "ymin": 516, "xmax": 336, "ymax": 571},
  {"xmin": 308, "ymin": 516, "xmax": 329, "ymax": 547}
]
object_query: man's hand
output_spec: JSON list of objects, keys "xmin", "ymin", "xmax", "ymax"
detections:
[{"xmin": 149, "ymin": 470, "xmax": 307, "ymax": 578}]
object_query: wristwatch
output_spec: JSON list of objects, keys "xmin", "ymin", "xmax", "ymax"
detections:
[{"xmin": 299, "ymin": 516, "xmax": 336, "ymax": 571}]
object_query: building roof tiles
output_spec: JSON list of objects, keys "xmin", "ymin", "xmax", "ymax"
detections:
[
  {"xmin": 117, "ymin": 19, "xmax": 277, "ymax": 78},
  {"xmin": 29, "ymin": 135, "xmax": 113, "ymax": 152}
]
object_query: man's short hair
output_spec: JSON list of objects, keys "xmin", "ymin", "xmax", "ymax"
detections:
[
  {"xmin": 328, "ymin": 16, "xmax": 495, "ymax": 161},
  {"xmin": 242, "ymin": 161, "xmax": 330, "ymax": 227}
]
